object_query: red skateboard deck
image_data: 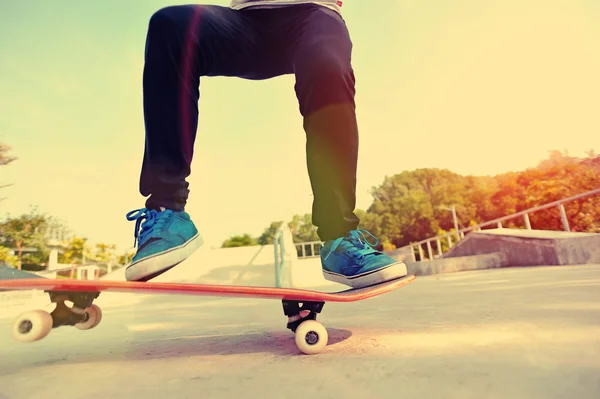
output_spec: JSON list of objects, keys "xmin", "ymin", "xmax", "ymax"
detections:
[
  {"xmin": 0, "ymin": 274, "xmax": 415, "ymax": 301},
  {"xmin": 1, "ymin": 274, "xmax": 415, "ymax": 354}
]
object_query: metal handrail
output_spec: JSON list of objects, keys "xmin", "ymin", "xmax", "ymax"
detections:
[{"xmin": 273, "ymin": 222, "xmax": 296, "ymax": 287}]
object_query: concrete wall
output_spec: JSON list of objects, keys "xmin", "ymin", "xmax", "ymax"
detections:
[{"xmin": 556, "ymin": 235, "xmax": 600, "ymax": 264}]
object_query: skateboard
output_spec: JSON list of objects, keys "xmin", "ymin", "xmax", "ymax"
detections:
[{"xmin": 0, "ymin": 269, "xmax": 415, "ymax": 354}]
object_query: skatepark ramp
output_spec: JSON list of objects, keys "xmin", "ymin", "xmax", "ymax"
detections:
[{"xmin": 443, "ymin": 228, "xmax": 600, "ymax": 266}]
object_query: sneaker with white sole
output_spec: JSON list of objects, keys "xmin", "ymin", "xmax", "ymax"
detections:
[
  {"xmin": 320, "ymin": 229, "xmax": 408, "ymax": 288},
  {"xmin": 125, "ymin": 207, "xmax": 203, "ymax": 281}
]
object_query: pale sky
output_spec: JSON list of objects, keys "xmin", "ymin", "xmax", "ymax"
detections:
[{"xmin": 0, "ymin": 0, "xmax": 598, "ymax": 253}]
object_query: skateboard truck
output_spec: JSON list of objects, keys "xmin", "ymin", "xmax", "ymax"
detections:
[
  {"xmin": 282, "ymin": 300, "xmax": 328, "ymax": 354},
  {"xmin": 12, "ymin": 290, "xmax": 103, "ymax": 343},
  {"xmin": 48, "ymin": 291, "xmax": 101, "ymax": 328},
  {"xmin": 282, "ymin": 300, "xmax": 324, "ymax": 332}
]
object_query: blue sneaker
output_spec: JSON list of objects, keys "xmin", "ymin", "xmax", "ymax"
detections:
[
  {"xmin": 125, "ymin": 208, "xmax": 203, "ymax": 281},
  {"xmin": 320, "ymin": 230, "xmax": 407, "ymax": 288}
]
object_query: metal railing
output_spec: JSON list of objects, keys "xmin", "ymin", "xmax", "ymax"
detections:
[
  {"xmin": 273, "ymin": 223, "xmax": 296, "ymax": 287},
  {"xmin": 404, "ymin": 187, "xmax": 600, "ymax": 262}
]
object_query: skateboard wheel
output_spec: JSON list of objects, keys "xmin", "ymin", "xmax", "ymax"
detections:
[
  {"xmin": 75, "ymin": 304, "xmax": 102, "ymax": 330},
  {"xmin": 11, "ymin": 310, "xmax": 53, "ymax": 343},
  {"xmin": 294, "ymin": 320, "xmax": 328, "ymax": 355}
]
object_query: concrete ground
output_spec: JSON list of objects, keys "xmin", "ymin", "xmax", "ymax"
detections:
[{"xmin": 0, "ymin": 264, "xmax": 599, "ymax": 398}]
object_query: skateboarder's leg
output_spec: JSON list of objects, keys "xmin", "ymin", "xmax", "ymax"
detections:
[
  {"xmin": 140, "ymin": 5, "xmax": 275, "ymax": 210},
  {"xmin": 287, "ymin": 6, "xmax": 407, "ymax": 288},
  {"xmin": 290, "ymin": 9, "xmax": 359, "ymax": 242},
  {"xmin": 127, "ymin": 5, "xmax": 277, "ymax": 281}
]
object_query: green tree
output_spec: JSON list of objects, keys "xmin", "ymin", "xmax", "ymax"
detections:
[
  {"xmin": 363, "ymin": 168, "xmax": 472, "ymax": 248},
  {"xmin": 222, "ymin": 234, "xmax": 258, "ymax": 248},
  {"xmin": 520, "ymin": 151, "xmax": 600, "ymax": 232},
  {"xmin": 92, "ymin": 243, "xmax": 117, "ymax": 264},
  {"xmin": 0, "ymin": 208, "xmax": 50, "ymax": 269},
  {"xmin": 58, "ymin": 237, "xmax": 86, "ymax": 264},
  {"xmin": 0, "ymin": 246, "xmax": 18, "ymax": 267},
  {"xmin": 289, "ymin": 213, "xmax": 319, "ymax": 243}
]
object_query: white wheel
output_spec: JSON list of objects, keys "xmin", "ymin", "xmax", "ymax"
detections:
[
  {"xmin": 11, "ymin": 310, "xmax": 53, "ymax": 343},
  {"xmin": 295, "ymin": 320, "xmax": 328, "ymax": 355},
  {"xmin": 75, "ymin": 304, "xmax": 102, "ymax": 330}
]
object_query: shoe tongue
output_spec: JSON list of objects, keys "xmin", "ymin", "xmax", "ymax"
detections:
[{"xmin": 347, "ymin": 234, "xmax": 378, "ymax": 253}]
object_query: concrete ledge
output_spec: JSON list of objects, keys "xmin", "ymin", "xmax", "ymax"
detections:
[
  {"xmin": 443, "ymin": 229, "xmax": 600, "ymax": 266},
  {"xmin": 405, "ymin": 252, "xmax": 508, "ymax": 276}
]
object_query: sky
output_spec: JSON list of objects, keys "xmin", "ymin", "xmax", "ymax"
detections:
[{"xmin": 0, "ymin": 0, "xmax": 598, "ymax": 253}]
